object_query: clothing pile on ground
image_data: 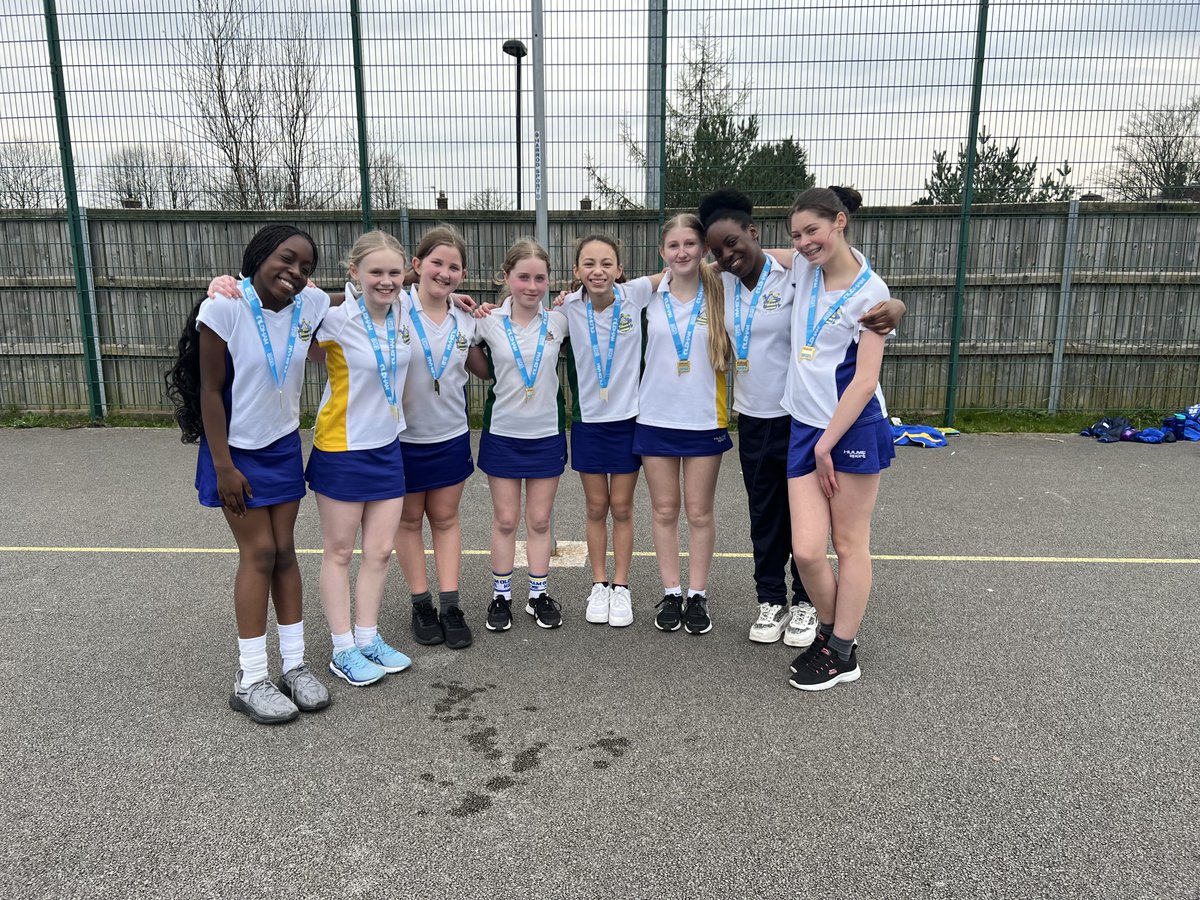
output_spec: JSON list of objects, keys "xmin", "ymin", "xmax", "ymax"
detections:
[
  {"xmin": 1079, "ymin": 405, "xmax": 1200, "ymax": 444},
  {"xmin": 889, "ymin": 419, "xmax": 960, "ymax": 448}
]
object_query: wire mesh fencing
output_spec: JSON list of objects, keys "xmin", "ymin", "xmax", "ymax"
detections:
[{"xmin": 0, "ymin": 0, "xmax": 1197, "ymax": 421}]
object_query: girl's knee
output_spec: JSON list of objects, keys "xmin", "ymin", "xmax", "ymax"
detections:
[
  {"xmin": 792, "ymin": 544, "xmax": 828, "ymax": 572},
  {"xmin": 273, "ymin": 544, "xmax": 298, "ymax": 573},
  {"xmin": 650, "ymin": 500, "xmax": 680, "ymax": 526},
  {"xmin": 609, "ymin": 499, "xmax": 633, "ymax": 524},
  {"xmin": 585, "ymin": 500, "xmax": 610, "ymax": 523},
  {"xmin": 428, "ymin": 511, "xmax": 459, "ymax": 534},
  {"xmin": 244, "ymin": 544, "xmax": 277, "ymax": 574},
  {"xmin": 525, "ymin": 511, "xmax": 551, "ymax": 536},
  {"xmin": 493, "ymin": 512, "xmax": 520, "ymax": 538}
]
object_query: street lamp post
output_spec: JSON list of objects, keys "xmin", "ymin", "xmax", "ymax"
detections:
[{"xmin": 502, "ymin": 39, "xmax": 527, "ymax": 211}]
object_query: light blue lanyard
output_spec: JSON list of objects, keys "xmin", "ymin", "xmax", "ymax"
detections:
[
  {"xmin": 586, "ymin": 285, "xmax": 622, "ymax": 393},
  {"xmin": 662, "ymin": 280, "xmax": 704, "ymax": 366},
  {"xmin": 734, "ymin": 260, "xmax": 771, "ymax": 361},
  {"xmin": 408, "ymin": 288, "xmax": 458, "ymax": 391},
  {"xmin": 503, "ymin": 309, "xmax": 548, "ymax": 398},
  {"xmin": 242, "ymin": 278, "xmax": 302, "ymax": 409},
  {"xmin": 357, "ymin": 296, "xmax": 397, "ymax": 408},
  {"xmin": 806, "ymin": 260, "xmax": 873, "ymax": 349}
]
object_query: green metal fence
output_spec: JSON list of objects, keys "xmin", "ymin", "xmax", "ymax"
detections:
[{"xmin": 1, "ymin": 1, "xmax": 1198, "ymax": 422}]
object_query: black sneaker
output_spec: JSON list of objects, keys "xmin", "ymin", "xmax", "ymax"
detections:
[
  {"xmin": 654, "ymin": 594, "xmax": 683, "ymax": 632},
  {"xmin": 525, "ymin": 593, "xmax": 562, "ymax": 629},
  {"xmin": 790, "ymin": 632, "xmax": 857, "ymax": 673},
  {"xmin": 441, "ymin": 605, "xmax": 473, "ymax": 649},
  {"xmin": 683, "ymin": 594, "xmax": 712, "ymax": 635},
  {"xmin": 412, "ymin": 599, "xmax": 444, "ymax": 646},
  {"xmin": 486, "ymin": 595, "xmax": 513, "ymax": 632},
  {"xmin": 788, "ymin": 645, "xmax": 861, "ymax": 691}
]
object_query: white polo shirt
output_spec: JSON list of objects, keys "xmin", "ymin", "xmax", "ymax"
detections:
[
  {"xmin": 398, "ymin": 287, "xmax": 478, "ymax": 445},
  {"xmin": 782, "ymin": 249, "xmax": 892, "ymax": 429},
  {"xmin": 313, "ymin": 286, "xmax": 414, "ymax": 451},
  {"xmin": 561, "ymin": 277, "xmax": 654, "ymax": 423},
  {"xmin": 637, "ymin": 270, "xmax": 729, "ymax": 430},
  {"xmin": 475, "ymin": 298, "xmax": 569, "ymax": 439},
  {"xmin": 720, "ymin": 254, "xmax": 794, "ymax": 420},
  {"xmin": 196, "ymin": 286, "xmax": 329, "ymax": 449}
]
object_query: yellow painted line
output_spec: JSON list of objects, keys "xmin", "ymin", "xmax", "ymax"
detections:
[{"xmin": 0, "ymin": 547, "xmax": 1198, "ymax": 565}]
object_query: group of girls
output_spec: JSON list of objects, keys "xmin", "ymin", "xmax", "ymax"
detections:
[{"xmin": 166, "ymin": 184, "xmax": 903, "ymax": 726}]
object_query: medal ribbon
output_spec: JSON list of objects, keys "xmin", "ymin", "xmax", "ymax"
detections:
[
  {"xmin": 734, "ymin": 260, "xmax": 772, "ymax": 362},
  {"xmin": 242, "ymin": 277, "xmax": 302, "ymax": 401},
  {"xmin": 586, "ymin": 285, "xmax": 622, "ymax": 393},
  {"xmin": 503, "ymin": 308, "xmax": 548, "ymax": 395},
  {"xmin": 408, "ymin": 287, "xmax": 458, "ymax": 387},
  {"xmin": 662, "ymin": 280, "xmax": 704, "ymax": 366},
  {"xmin": 355, "ymin": 290, "xmax": 397, "ymax": 408},
  {"xmin": 806, "ymin": 259, "xmax": 873, "ymax": 350}
]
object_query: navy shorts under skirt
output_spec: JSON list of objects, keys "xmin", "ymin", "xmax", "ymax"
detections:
[
  {"xmin": 196, "ymin": 430, "xmax": 305, "ymax": 509},
  {"xmin": 399, "ymin": 432, "xmax": 474, "ymax": 494},
  {"xmin": 478, "ymin": 430, "xmax": 567, "ymax": 480},
  {"xmin": 633, "ymin": 422, "xmax": 733, "ymax": 458},
  {"xmin": 787, "ymin": 416, "xmax": 895, "ymax": 478},
  {"xmin": 570, "ymin": 417, "xmax": 640, "ymax": 474},
  {"xmin": 305, "ymin": 440, "xmax": 407, "ymax": 502}
]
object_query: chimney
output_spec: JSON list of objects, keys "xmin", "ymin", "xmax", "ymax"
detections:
[{"xmin": 436, "ymin": 191, "xmax": 449, "ymax": 210}]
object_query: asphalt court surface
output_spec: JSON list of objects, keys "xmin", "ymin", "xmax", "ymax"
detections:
[{"xmin": 0, "ymin": 428, "xmax": 1197, "ymax": 900}]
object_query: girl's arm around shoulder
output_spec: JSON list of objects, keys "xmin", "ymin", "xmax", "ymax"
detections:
[
  {"xmin": 859, "ymin": 274, "xmax": 904, "ymax": 335},
  {"xmin": 621, "ymin": 275, "xmax": 658, "ymax": 310},
  {"xmin": 466, "ymin": 344, "xmax": 491, "ymax": 380}
]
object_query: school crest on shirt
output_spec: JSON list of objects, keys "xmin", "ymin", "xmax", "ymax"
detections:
[
  {"xmin": 455, "ymin": 334, "xmax": 469, "ymax": 352},
  {"xmin": 399, "ymin": 325, "xmax": 411, "ymax": 345},
  {"xmin": 617, "ymin": 313, "xmax": 634, "ymax": 334},
  {"xmin": 298, "ymin": 319, "xmax": 315, "ymax": 342},
  {"xmin": 827, "ymin": 309, "xmax": 844, "ymax": 325},
  {"xmin": 762, "ymin": 291, "xmax": 783, "ymax": 312},
  {"xmin": 546, "ymin": 327, "xmax": 558, "ymax": 341},
  {"xmin": 696, "ymin": 311, "xmax": 709, "ymax": 328}
]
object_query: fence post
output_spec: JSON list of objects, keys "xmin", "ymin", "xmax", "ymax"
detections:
[
  {"xmin": 531, "ymin": 0, "xmax": 548, "ymax": 252},
  {"xmin": 76, "ymin": 208, "xmax": 107, "ymax": 416},
  {"xmin": 349, "ymin": 0, "xmax": 373, "ymax": 230},
  {"xmin": 645, "ymin": 0, "xmax": 667, "ymax": 218},
  {"xmin": 43, "ymin": 0, "xmax": 104, "ymax": 420},
  {"xmin": 1047, "ymin": 198, "xmax": 1081, "ymax": 412},
  {"xmin": 944, "ymin": 0, "xmax": 990, "ymax": 428}
]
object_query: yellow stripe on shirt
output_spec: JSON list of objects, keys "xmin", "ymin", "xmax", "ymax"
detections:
[
  {"xmin": 715, "ymin": 368, "xmax": 729, "ymax": 429},
  {"xmin": 314, "ymin": 340, "xmax": 350, "ymax": 452}
]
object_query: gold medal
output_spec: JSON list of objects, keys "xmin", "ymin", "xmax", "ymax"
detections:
[
  {"xmin": 390, "ymin": 404, "xmax": 400, "ymax": 421},
  {"xmin": 800, "ymin": 345, "xmax": 816, "ymax": 361},
  {"xmin": 677, "ymin": 360, "xmax": 690, "ymax": 375},
  {"xmin": 735, "ymin": 358, "xmax": 749, "ymax": 373},
  {"xmin": 525, "ymin": 386, "xmax": 536, "ymax": 401},
  {"xmin": 599, "ymin": 387, "xmax": 609, "ymax": 402}
]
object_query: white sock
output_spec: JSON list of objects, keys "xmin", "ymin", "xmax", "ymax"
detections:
[
  {"xmin": 689, "ymin": 588, "xmax": 707, "ymax": 599},
  {"xmin": 493, "ymin": 571, "xmax": 513, "ymax": 601},
  {"xmin": 354, "ymin": 624, "xmax": 378, "ymax": 649},
  {"xmin": 331, "ymin": 630, "xmax": 355, "ymax": 653},
  {"xmin": 664, "ymin": 585, "xmax": 682, "ymax": 597},
  {"xmin": 277, "ymin": 621, "xmax": 305, "ymax": 673},
  {"xmin": 528, "ymin": 573, "xmax": 548, "ymax": 598},
  {"xmin": 238, "ymin": 634, "xmax": 269, "ymax": 687}
]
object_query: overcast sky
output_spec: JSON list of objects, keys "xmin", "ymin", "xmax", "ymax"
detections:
[{"xmin": 2, "ymin": 0, "xmax": 1198, "ymax": 207}]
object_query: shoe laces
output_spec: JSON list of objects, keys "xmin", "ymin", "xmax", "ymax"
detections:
[
  {"xmin": 753, "ymin": 602, "xmax": 775, "ymax": 626},
  {"xmin": 535, "ymin": 594, "xmax": 561, "ymax": 613},
  {"xmin": 656, "ymin": 594, "xmax": 682, "ymax": 612},
  {"xmin": 588, "ymin": 583, "xmax": 609, "ymax": 602},
  {"xmin": 790, "ymin": 605, "xmax": 817, "ymax": 629},
  {"xmin": 415, "ymin": 602, "xmax": 439, "ymax": 626},
  {"xmin": 490, "ymin": 595, "xmax": 511, "ymax": 612},
  {"xmin": 443, "ymin": 606, "xmax": 467, "ymax": 627}
]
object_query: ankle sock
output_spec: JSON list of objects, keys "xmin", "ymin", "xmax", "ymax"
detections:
[
  {"xmin": 493, "ymin": 571, "xmax": 513, "ymax": 601},
  {"xmin": 438, "ymin": 590, "xmax": 459, "ymax": 613},
  {"xmin": 528, "ymin": 574, "xmax": 548, "ymax": 598},
  {"xmin": 353, "ymin": 624, "xmax": 377, "ymax": 649},
  {"xmin": 237, "ymin": 634, "xmax": 268, "ymax": 687},
  {"xmin": 828, "ymin": 633, "xmax": 855, "ymax": 661},
  {"xmin": 818, "ymin": 621, "xmax": 834, "ymax": 640},
  {"xmin": 277, "ymin": 621, "xmax": 305, "ymax": 674},
  {"xmin": 411, "ymin": 589, "xmax": 432, "ymax": 606},
  {"xmin": 331, "ymin": 630, "xmax": 355, "ymax": 654},
  {"xmin": 664, "ymin": 585, "xmax": 682, "ymax": 597}
]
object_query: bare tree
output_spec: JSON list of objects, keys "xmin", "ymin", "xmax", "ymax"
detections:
[
  {"xmin": 1102, "ymin": 97, "xmax": 1200, "ymax": 200},
  {"xmin": 462, "ymin": 188, "xmax": 514, "ymax": 211},
  {"xmin": 0, "ymin": 140, "xmax": 65, "ymax": 209},
  {"xmin": 176, "ymin": 0, "xmax": 335, "ymax": 209},
  {"xmin": 99, "ymin": 145, "xmax": 201, "ymax": 209},
  {"xmin": 369, "ymin": 140, "xmax": 411, "ymax": 209}
]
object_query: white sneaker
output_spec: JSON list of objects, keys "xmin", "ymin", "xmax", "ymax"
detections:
[
  {"xmin": 608, "ymin": 585, "xmax": 633, "ymax": 627},
  {"xmin": 584, "ymin": 582, "xmax": 610, "ymax": 623},
  {"xmin": 783, "ymin": 602, "xmax": 819, "ymax": 648},
  {"xmin": 749, "ymin": 602, "xmax": 789, "ymax": 643}
]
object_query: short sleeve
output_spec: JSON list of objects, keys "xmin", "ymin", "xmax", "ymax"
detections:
[
  {"xmin": 620, "ymin": 276, "xmax": 656, "ymax": 312},
  {"xmin": 195, "ymin": 295, "xmax": 239, "ymax": 342}
]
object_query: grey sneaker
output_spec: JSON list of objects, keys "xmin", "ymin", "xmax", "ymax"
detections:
[
  {"xmin": 230, "ymin": 670, "xmax": 299, "ymax": 725},
  {"xmin": 276, "ymin": 663, "xmax": 332, "ymax": 712}
]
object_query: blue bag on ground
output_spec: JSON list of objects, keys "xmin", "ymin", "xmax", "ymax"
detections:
[
  {"xmin": 1081, "ymin": 416, "xmax": 1132, "ymax": 443},
  {"xmin": 892, "ymin": 424, "xmax": 948, "ymax": 448}
]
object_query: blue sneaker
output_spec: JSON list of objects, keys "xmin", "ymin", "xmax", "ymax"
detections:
[
  {"xmin": 328, "ymin": 646, "xmax": 387, "ymax": 686},
  {"xmin": 358, "ymin": 634, "xmax": 412, "ymax": 673}
]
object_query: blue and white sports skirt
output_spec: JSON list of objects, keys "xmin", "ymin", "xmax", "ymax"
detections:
[
  {"xmin": 787, "ymin": 416, "xmax": 895, "ymax": 479},
  {"xmin": 478, "ymin": 430, "xmax": 567, "ymax": 480},
  {"xmin": 196, "ymin": 430, "xmax": 305, "ymax": 509},
  {"xmin": 399, "ymin": 431, "xmax": 474, "ymax": 494},
  {"xmin": 632, "ymin": 422, "xmax": 733, "ymax": 458},
  {"xmin": 570, "ymin": 417, "xmax": 640, "ymax": 474},
  {"xmin": 306, "ymin": 440, "xmax": 406, "ymax": 502}
]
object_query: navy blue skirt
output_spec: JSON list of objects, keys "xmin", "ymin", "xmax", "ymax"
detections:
[
  {"xmin": 787, "ymin": 416, "xmax": 895, "ymax": 478},
  {"xmin": 633, "ymin": 422, "xmax": 733, "ymax": 458},
  {"xmin": 478, "ymin": 430, "xmax": 567, "ymax": 480},
  {"xmin": 306, "ymin": 440, "xmax": 406, "ymax": 502},
  {"xmin": 196, "ymin": 430, "xmax": 305, "ymax": 509},
  {"xmin": 570, "ymin": 417, "xmax": 640, "ymax": 474},
  {"xmin": 399, "ymin": 432, "xmax": 474, "ymax": 494}
]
